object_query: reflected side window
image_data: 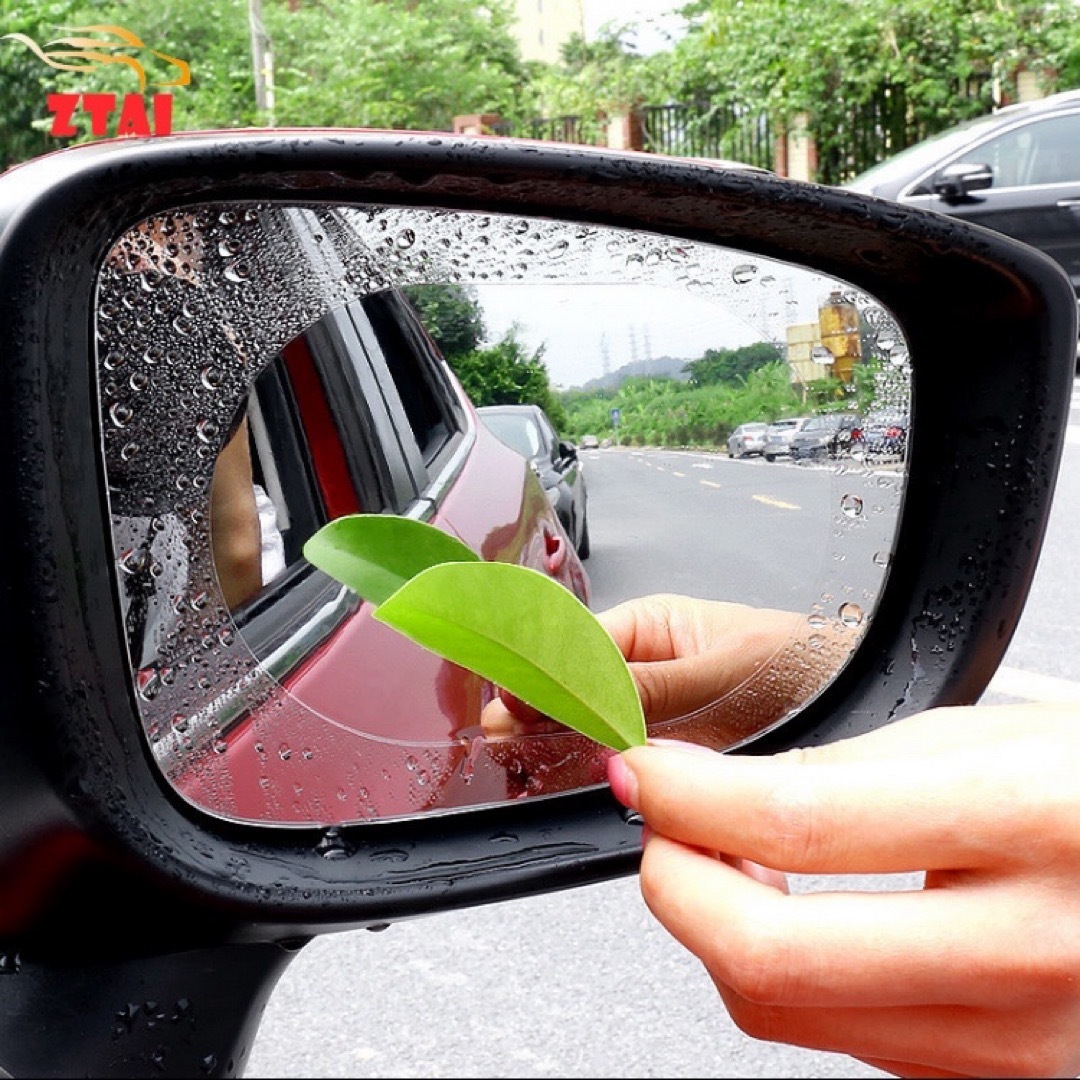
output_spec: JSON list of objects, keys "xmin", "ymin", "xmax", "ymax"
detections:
[{"xmin": 356, "ymin": 290, "xmax": 466, "ymax": 480}]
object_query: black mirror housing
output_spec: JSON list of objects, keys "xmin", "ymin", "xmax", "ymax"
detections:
[{"xmin": 0, "ymin": 133, "xmax": 1075, "ymax": 1069}]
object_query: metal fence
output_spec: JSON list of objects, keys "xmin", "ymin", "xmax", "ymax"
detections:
[
  {"xmin": 499, "ymin": 77, "xmax": 996, "ymax": 183},
  {"xmin": 639, "ymin": 101, "xmax": 774, "ymax": 170}
]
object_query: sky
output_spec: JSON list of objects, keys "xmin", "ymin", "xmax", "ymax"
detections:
[{"xmin": 582, "ymin": 0, "xmax": 689, "ymax": 54}]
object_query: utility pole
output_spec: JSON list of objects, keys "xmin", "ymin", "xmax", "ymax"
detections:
[{"xmin": 248, "ymin": 0, "xmax": 275, "ymax": 126}]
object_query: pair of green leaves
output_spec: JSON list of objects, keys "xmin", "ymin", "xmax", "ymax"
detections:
[{"xmin": 302, "ymin": 514, "xmax": 646, "ymax": 751}]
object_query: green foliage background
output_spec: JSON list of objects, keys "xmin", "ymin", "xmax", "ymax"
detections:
[{"xmin": 1, "ymin": 0, "xmax": 1063, "ymax": 439}]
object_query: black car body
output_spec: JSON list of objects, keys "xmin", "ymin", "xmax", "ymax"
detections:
[
  {"xmin": 478, "ymin": 403, "xmax": 590, "ymax": 559},
  {"xmin": 854, "ymin": 412, "xmax": 908, "ymax": 461},
  {"xmin": 845, "ymin": 90, "xmax": 1080, "ymax": 307},
  {"xmin": 789, "ymin": 412, "xmax": 861, "ymax": 461}
]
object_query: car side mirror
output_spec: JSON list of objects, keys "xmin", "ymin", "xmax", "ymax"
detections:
[
  {"xmin": 932, "ymin": 160, "xmax": 994, "ymax": 199},
  {"xmin": 0, "ymin": 131, "xmax": 1074, "ymax": 1078},
  {"xmin": 558, "ymin": 439, "xmax": 578, "ymax": 462}
]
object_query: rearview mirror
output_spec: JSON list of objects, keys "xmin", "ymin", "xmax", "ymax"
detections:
[
  {"xmin": 1, "ymin": 132, "xmax": 1073, "ymax": 1010},
  {"xmin": 98, "ymin": 201, "xmax": 912, "ymax": 827}
]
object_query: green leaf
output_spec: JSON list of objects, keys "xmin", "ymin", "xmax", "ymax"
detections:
[
  {"xmin": 374, "ymin": 560, "xmax": 646, "ymax": 751},
  {"xmin": 302, "ymin": 513, "xmax": 479, "ymax": 607}
]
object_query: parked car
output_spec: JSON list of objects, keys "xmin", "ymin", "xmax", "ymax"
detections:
[
  {"xmin": 844, "ymin": 89, "xmax": 1080, "ymax": 320},
  {"xmin": 853, "ymin": 412, "xmax": 909, "ymax": 461},
  {"xmin": 579, "ymin": 433, "xmax": 600, "ymax": 449},
  {"xmin": 478, "ymin": 404, "xmax": 590, "ymax": 560},
  {"xmin": 763, "ymin": 416, "xmax": 812, "ymax": 461},
  {"xmin": 790, "ymin": 412, "xmax": 862, "ymax": 461},
  {"xmin": 727, "ymin": 421, "xmax": 770, "ymax": 458},
  {"xmin": 0, "ymin": 130, "xmax": 1074, "ymax": 1079}
]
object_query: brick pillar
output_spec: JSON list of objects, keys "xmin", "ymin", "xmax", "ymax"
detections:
[
  {"xmin": 453, "ymin": 114, "xmax": 503, "ymax": 136},
  {"xmin": 606, "ymin": 108, "xmax": 644, "ymax": 151}
]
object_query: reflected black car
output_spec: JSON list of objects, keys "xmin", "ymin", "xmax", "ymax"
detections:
[
  {"xmin": 853, "ymin": 413, "xmax": 908, "ymax": 461},
  {"xmin": 478, "ymin": 403, "xmax": 590, "ymax": 559},
  {"xmin": 789, "ymin": 412, "xmax": 861, "ymax": 461},
  {"xmin": 844, "ymin": 90, "xmax": 1080, "ymax": 311}
]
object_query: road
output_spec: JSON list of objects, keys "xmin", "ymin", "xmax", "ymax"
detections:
[{"xmin": 247, "ymin": 382, "xmax": 1080, "ymax": 1079}]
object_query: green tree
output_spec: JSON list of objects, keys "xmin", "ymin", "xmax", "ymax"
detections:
[
  {"xmin": 0, "ymin": 0, "xmax": 528, "ymax": 164},
  {"xmin": 264, "ymin": 0, "xmax": 527, "ymax": 131},
  {"xmin": 683, "ymin": 341, "xmax": 783, "ymax": 386},
  {"xmin": 0, "ymin": 0, "xmax": 256, "ymax": 157},
  {"xmin": 659, "ymin": 0, "xmax": 1080, "ymax": 176},
  {"xmin": 518, "ymin": 27, "xmax": 648, "ymax": 140},
  {"xmin": 451, "ymin": 332, "xmax": 566, "ymax": 429},
  {"xmin": 404, "ymin": 284, "xmax": 485, "ymax": 360},
  {"xmin": 0, "ymin": 0, "xmax": 84, "ymax": 166}
]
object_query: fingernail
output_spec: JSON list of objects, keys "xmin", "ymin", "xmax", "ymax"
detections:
[{"xmin": 606, "ymin": 753, "xmax": 639, "ymax": 810}]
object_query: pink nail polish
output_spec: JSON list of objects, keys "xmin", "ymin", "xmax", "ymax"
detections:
[{"xmin": 606, "ymin": 753, "xmax": 639, "ymax": 810}]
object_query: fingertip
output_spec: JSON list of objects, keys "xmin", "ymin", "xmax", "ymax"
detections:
[{"xmin": 606, "ymin": 752, "xmax": 639, "ymax": 810}]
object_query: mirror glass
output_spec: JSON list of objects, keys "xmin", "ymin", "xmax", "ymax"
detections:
[{"xmin": 97, "ymin": 202, "xmax": 911, "ymax": 827}]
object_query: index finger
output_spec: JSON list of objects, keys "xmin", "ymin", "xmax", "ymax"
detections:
[{"xmin": 612, "ymin": 706, "xmax": 1079, "ymax": 873}]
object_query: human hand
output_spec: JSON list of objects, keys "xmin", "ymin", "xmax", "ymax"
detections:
[
  {"xmin": 606, "ymin": 704, "xmax": 1080, "ymax": 1078},
  {"xmin": 480, "ymin": 593, "xmax": 809, "ymax": 738}
]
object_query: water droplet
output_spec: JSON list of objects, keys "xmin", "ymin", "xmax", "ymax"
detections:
[
  {"xmin": 838, "ymin": 602, "xmax": 864, "ymax": 628},
  {"xmin": 109, "ymin": 402, "xmax": 134, "ymax": 428},
  {"xmin": 840, "ymin": 493, "xmax": 864, "ymax": 518},
  {"xmin": 808, "ymin": 634, "xmax": 826, "ymax": 650},
  {"xmin": 200, "ymin": 367, "xmax": 222, "ymax": 390},
  {"xmin": 732, "ymin": 263, "xmax": 758, "ymax": 284},
  {"xmin": 118, "ymin": 548, "xmax": 148, "ymax": 575},
  {"xmin": 195, "ymin": 419, "xmax": 220, "ymax": 444},
  {"xmin": 316, "ymin": 828, "xmax": 353, "ymax": 860},
  {"xmin": 873, "ymin": 550, "xmax": 891, "ymax": 567},
  {"xmin": 223, "ymin": 261, "xmax": 250, "ymax": 283},
  {"xmin": 395, "ymin": 228, "xmax": 416, "ymax": 249},
  {"xmin": 136, "ymin": 668, "xmax": 161, "ymax": 701}
]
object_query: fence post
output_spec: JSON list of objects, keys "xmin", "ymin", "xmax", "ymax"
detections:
[
  {"xmin": 784, "ymin": 112, "xmax": 816, "ymax": 182},
  {"xmin": 453, "ymin": 114, "xmax": 503, "ymax": 135},
  {"xmin": 606, "ymin": 108, "xmax": 644, "ymax": 151}
]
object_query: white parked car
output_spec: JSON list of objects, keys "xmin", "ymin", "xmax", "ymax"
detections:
[{"xmin": 763, "ymin": 416, "xmax": 811, "ymax": 461}]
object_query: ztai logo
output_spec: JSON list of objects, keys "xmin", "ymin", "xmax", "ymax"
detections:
[{"xmin": 3, "ymin": 24, "xmax": 190, "ymax": 137}]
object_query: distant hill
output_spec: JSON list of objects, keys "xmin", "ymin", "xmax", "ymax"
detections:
[{"xmin": 578, "ymin": 355, "xmax": 691, "ymax": 391}]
